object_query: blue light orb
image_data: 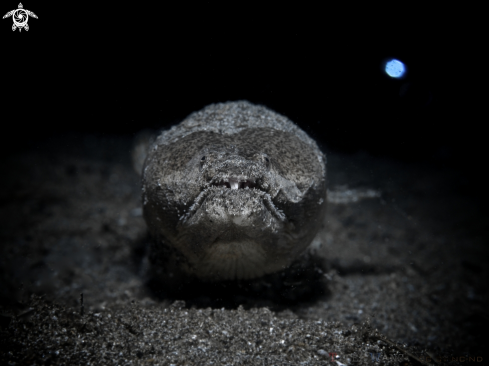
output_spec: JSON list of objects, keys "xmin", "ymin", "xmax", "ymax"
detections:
[{"xmin": 384, "ymin": 59, "xmax": 406, "ymax": 78}]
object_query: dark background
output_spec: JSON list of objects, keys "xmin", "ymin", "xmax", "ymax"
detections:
[
  {"xmin": 2, "ymin": 3, "xmax": 485, "ymax": 172},
  {"xmin": 1, "ymin": 4, "xmax": 488, "ymax": 360}
]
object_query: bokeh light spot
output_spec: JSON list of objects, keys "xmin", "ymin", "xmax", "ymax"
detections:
[{"xmin": 384, "ymin": 59, "xmax": 406, "ymax": 78}]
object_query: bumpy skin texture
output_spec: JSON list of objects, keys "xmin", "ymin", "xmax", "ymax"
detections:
[{"xmin": 141, "ymin": 101, "xmax": 327, "ymax": 282}]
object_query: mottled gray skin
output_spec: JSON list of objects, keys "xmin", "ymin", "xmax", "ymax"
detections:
[{"xmin": 140, "ymin": 101, "xmax": 327, "ymax": 282}]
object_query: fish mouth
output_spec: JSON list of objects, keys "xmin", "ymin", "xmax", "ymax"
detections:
[
  {"xmin": 180, "ymin": 175, "xmax": 285, "ymax": 223},
  {"xmin": 209, "ymin": 177, "xmax": 257, "ymax": 190}
]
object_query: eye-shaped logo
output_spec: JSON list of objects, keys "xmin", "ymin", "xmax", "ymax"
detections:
[{"xmin": 3, "ymin": 3, "xmax": 38, "ymax": 32}]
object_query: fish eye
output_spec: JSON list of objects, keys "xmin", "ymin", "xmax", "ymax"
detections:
[
  {"xmin": 264, "ymin": 157, "xmax": 269, "ymax": 163},
  {"xmin": 201, "ymin": 156, "xmax": 206, "ymax": 161}
]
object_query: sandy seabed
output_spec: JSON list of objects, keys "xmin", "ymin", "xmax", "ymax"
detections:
[{"xmin": 0, "ymin": 133, "xmax": 487, "ymax": 365}]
